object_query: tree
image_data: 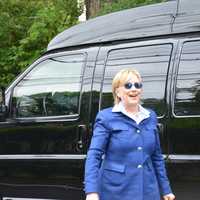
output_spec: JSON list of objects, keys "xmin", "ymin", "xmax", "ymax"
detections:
[
  {"xmin": 86, "ymin": 0, "xmax": 166, "ymax": 18},
  {"xmin": 0, "ymin": 0, "xmax": 83, "ymax": 87},
  {"xmin": 85, "ymin": 0, "xmax": 101, "ymax": 19}
]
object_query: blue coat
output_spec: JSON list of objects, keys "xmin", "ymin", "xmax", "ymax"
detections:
[{"xmin": 84, "ymin": 107, "xmax": 172, "ymax": 200}]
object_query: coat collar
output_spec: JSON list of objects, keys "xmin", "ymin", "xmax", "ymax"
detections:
[{"xmin": 112, "ymin": 102, "xmax": 150, "ymax": 125}]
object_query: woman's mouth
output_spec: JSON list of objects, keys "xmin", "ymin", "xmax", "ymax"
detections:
[{"xmin": 128, "ymin": 93, "xmax": 138, "ymax": 98}]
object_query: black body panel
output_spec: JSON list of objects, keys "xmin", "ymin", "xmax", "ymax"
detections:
[{"xmin": 0, "ymin": 0, "xmax": 200, "ymax": 199}]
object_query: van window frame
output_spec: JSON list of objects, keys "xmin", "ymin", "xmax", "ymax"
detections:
[
  {"xmin": 99, "ymin": 40, "xmax": 175, "ymax": 118},
  {"xmin": 9, "ymin": 51, "xmax": 87, "ymax": 122},
  {"xmin": 172, "ymin": 38, "xmax": 200, "ymax": 118}
]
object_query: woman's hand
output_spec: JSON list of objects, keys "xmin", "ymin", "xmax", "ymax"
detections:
[
  {"xmin": 86, "ymin": 192, "xmax": 99, "ymax": 200},
  {"xmin": 163, "ymin": 193, "xmax": 175, "ymax": 200}
]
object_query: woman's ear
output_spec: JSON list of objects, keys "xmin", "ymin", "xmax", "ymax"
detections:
[{"xmin": 115, "ymin": 88, "xmax": 121, "ymax": 98}]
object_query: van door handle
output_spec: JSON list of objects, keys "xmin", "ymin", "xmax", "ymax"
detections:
[
  {"xmin": 157, "ymin": 123, "xmax": 164, "ymax": 138},
  {"xmin": 76, "ymin": 124, "xmax": 87, "ymax": 151}
]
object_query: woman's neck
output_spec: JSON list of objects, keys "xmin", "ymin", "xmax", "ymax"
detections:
[{"xmin": 124, "ymin": 104, "xmax": 139, "ymax": 114}]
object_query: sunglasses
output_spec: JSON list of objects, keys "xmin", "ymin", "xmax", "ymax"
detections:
[{"xmin": 124, "ymin": 82, "xmax": 143, "ymax": 90}]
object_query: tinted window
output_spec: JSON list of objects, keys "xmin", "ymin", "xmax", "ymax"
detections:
[
  {"xmin": 101, "ymin": 44, "xmax": 172, "ymax": 116},
  {"xmin": 12, "ymin": 54, "xmax": 85, "ymax": 118},
  {"xmin": 174, "ymin": 41, "xmax": 200, "ymax": 116}
]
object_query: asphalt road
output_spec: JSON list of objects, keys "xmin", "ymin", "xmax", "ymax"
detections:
[
  {"xmin": 171, "ymin": 181, "xmax": 200, "ymax": 200},
  {"xmin": 167, "ymin": 163, "xmax": 200, "ymax": 200}
]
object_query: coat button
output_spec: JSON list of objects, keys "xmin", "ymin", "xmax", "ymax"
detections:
[
  {"xmin": 137, "ymin": 164, "xmax": 143, "ymax": 168},
  {"xmin": 137, "ymin": 146, "xmax": 143, "ymax": 151},
  {"xmin": 136, "ymin": 129, "xmax": 140, "ymax": 133}
]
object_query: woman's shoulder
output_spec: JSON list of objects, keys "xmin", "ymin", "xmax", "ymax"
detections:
[
  {"xmin": 97, "ymin": 107, "xmax": 113, "ymax": 117},
  {"xmin": 94, "ymin": 107, "xmax": 114, "ymax": 127},
  {"xmin": 142, "ymin": 106, "xmax": 158, "ymax": 120},
  {"xmin": 141, "ymin": 105, "xmax": 156, "ymax": 114}
]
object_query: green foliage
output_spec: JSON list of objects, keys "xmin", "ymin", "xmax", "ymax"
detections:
[
  {"xmin": 0, "ymin": 0, "xmax": 83, "ymax": 87},
  {"xmin": 95, "ymin": 0, "xmax": 166, "ymax": 17}
]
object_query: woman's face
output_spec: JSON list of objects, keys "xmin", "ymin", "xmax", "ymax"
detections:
[{"xmin": 116, "ymin": 74, "xmax": 142, "ymax": 109}]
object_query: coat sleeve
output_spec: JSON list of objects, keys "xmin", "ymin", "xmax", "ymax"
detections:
[
  {"xmin": 151, "ymin": 111, "xmax": 172, "ymax": 196},
  {"xmin": 84, "ymin": 111, "xmax": 110, "ymax": 194}
]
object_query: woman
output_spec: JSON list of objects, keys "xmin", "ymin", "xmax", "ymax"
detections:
[{"xmin": 84, "ymin": 68, "xmax": 175, "ymax": 200}]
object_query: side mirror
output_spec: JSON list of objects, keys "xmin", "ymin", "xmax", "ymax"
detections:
[{"xmin": 0, "ymin": 87, "xmax": 7, "ymax": 115}]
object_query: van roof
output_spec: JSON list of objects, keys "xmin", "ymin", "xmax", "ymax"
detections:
[{"xmin": 47, "ymin": 0, "xmax": 200, "ymax": 51}]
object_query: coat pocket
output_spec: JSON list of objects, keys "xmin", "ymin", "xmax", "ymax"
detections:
[
  {"xmin": 111, "ymin": 124, "xmax": 129, "ymax": 132},
  {"xmin": 102, "ymin": 161, "xmax": 126, "ymax": 186},
  {"xmin": 111, "ymin": 124, "xmax": 130, "ymax": 139},
  {"xmin": 108, "ymin": 124, "xmax": 133, "ymax": 151},
  {"xmin": 103, "ymin": 160, "xmax": 125, "ymax": 173},
  {"xmin": 145, "ymin": 125, "xmax": 157, "ymax": 132}
]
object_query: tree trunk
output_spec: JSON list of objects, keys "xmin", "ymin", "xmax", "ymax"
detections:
[
  {"xmin": 105, "ymin": 0, "xmax": 113, "ymax": 3},
  {"xmin": 85, "ymin": 0, "xmax": 101, "ymax": 19}
]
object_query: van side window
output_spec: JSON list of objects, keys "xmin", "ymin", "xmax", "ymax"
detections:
[
  {"xmin": 12, "ymin": 54, "xmax": 85, "ymax": 118},
  {"xmin": 101, "ymin": 44, "xmax": 172, "ymax": 116},
  {"xmin": 174, "ymin": 41, "xmax": 200, "ymax": 116}
]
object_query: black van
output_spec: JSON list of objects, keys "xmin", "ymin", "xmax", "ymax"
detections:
[{"xmin": 0, "ymin": 0, "xmax": 200, "ymax": 199}]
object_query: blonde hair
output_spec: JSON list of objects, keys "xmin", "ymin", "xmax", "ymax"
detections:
[{"xmin": 112, "ymin": 68, "xmax": 142, "ymax": 105}]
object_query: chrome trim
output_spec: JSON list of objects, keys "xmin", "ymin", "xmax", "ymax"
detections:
[
  {"xmin": 1, "ymin": 154, "xmax": 199, "ymax": 162},
  {"xmin": 3, "ymin": 198, "xmax": 57, "ymax": 200},
  {"xmin": 167, "ymin": 154, "xmax": 200, "ymax": 162},
  {"xmin": 171, "ymin": 39, "xmax": 200, "ymax": 118},
  {"xmin": 163, "ymin": 154, "xmax": 167, "ymax": 159},
  {"xmin": 0, "ymin": 154, "xmax": 86, "ymax": 160}
]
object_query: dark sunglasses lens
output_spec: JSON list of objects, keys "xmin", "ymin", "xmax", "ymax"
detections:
[
  {"xmin": 124, "ymin": 82, "xmax": 142, "ymax": 89},
  {"xmin": 134, "ymin": 82, "xmax": 142, "ymax": 89},
  {"xmin": 124, "ymin": 82, "xmax": 132, "ymax": 89}
]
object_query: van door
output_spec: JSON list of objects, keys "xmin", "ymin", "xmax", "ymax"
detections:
[
  {"xmin": 0, "ymin": 47, "xmax": 98, "ymax": 200},
  {"xmin": 170, "ymin": 39, "xmax": 200, "ymax": 156},
  {"xmin": 168, "ymin": 39, "xmax": 200, "ymax": 198},
  {"xmin": 93, "ymin": 40, "xmax": 176, "ymax": 154}
]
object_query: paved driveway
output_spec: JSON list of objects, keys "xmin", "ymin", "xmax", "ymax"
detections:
[{"xmin": 167, "ymin": 163, "xmax": 200, "ymax": 200}]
